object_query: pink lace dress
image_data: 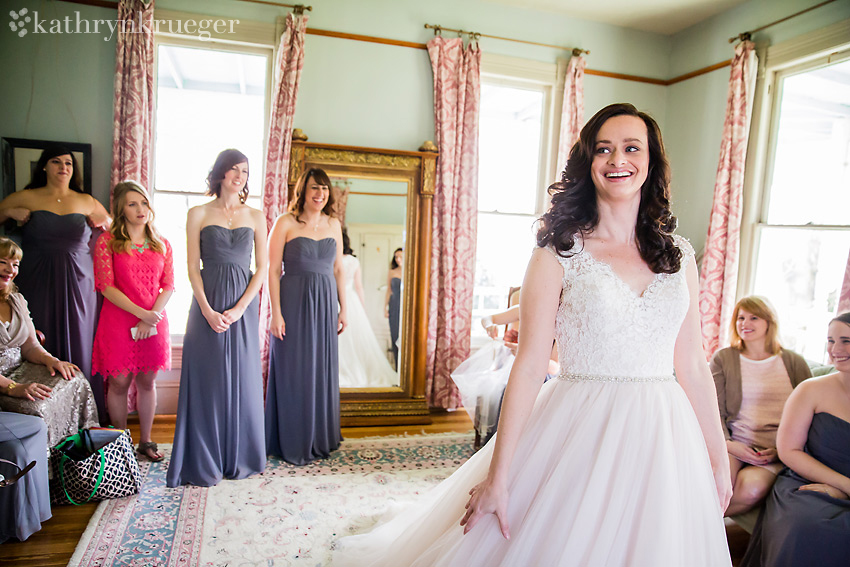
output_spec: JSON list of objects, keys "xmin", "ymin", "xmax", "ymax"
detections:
[{"xmin": 92, "ymin": 233, "xmax": 173, "ymax": 378}]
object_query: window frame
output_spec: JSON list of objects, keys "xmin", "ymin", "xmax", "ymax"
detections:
[
  {"xmin": 470, "ymin": 54, "xmax": 562, "ymax": 347},
  {"xmin": 151, "ymin": 29, "xmax": 275, "ymax": 348},
  {"xmin": 738, "ymin": 20, "xmax": 850, "ymax": 358}
]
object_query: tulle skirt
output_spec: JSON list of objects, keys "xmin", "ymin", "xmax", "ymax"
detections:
[{"xmin": 333, "ymin": 376, "xmax": 731, "ymax": 567}]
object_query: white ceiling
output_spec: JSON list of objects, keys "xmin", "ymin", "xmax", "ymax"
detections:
[{"xmin": 485, "ymin": 0, "xmax": 750, "ymax": 35}]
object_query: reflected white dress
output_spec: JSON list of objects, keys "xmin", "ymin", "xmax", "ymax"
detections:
[
  {"xmin": 333, "ymin": 236, "xmax": 731, "ymax": 566},
  {"xmin": 338, "ymin": 255, "xmax": 398, "ymax": 387}
]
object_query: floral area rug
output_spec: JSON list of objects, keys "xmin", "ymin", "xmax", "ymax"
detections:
[{"xmin": 69, "ymin": 432, "xmax": 474, "ymax": 567}]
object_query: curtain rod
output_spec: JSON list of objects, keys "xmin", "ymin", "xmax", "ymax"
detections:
[
  {"xmin": 729, "ymin": 0, "xmax": 836, "ymax": 43},
  {"xmin": 424, "ymin": 24, "xmax": 589, "ymax": 55},
  {"xmin": 234, "ymin": 0, "xmax": 311, "ymax": 11}
]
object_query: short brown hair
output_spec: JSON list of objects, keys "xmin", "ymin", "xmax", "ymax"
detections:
[{"xmin": 0, "ymin": 237, "xmax": 23, "ymax": 301}]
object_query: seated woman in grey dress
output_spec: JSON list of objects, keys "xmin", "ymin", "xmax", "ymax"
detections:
[
  {"xmin": 742, "ymin": 312, "xmax": 850, "ymax": 567},
  {"xmin": 0, "ymin": 238, "xmax": 98, "ymax": 447}
]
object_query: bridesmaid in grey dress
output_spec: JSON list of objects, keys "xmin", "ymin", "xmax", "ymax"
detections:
[
  {"xmin": 0, "ymin": 146, "xmax": 111, "ymax": 420},
  {"xmin": 265, "ymin": 168, "xmax": 347, "ymax": 466},
  {"xmin": 167, "ymin": 150, "xmax": 268, "ymax": 487}
]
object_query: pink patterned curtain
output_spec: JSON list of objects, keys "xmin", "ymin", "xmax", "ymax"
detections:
[
  {"xmin": 838, "ymin": 248, "xmax": 850, "ymax": 313},
  {"xmin": 698, "ymin": 40, "xmax": 757, "ymax": 357},
  {"xmin": 555, "ymin": 54, "xmax": 585, "ymax": 177},
  {"xmin": 111, "ymin": 0, "xmax": 155, "ymax": 197},
  {"xmin": 332, "ymin": 182, "xmax": 349, "ymax": 224},
  {"xmin": 260, "ymin": 12, "xmax": 309, "ymax": 387},
  {"xmin": 426, "ymin": 36, "xmax": 481, "ymax": 409},
  {"xmin": 111, "ymin": 0, "xmax": 155, "ymax": 413}
]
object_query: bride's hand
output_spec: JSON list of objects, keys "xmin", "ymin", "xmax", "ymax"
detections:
[
  {"xmin": 713, "ymin": 461, "xmax": 733, "ymax": 513},
  {"xmin": 460, "ymin": 477, "xmax": 510, "ymax": 539}
]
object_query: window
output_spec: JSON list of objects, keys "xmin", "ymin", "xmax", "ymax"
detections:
[
  {"xmin": 472, "ymin": 78, "xmax": 553, "ymax": 341},
  {"xmin": 153, "ymin": 41, "xmax": 270, "ymax": 338},
  {"xmin": 749, "ymin": 53, "xmax": 850, "ymax": 362}
]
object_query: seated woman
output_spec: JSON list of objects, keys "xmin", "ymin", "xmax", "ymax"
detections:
[
  {"xmin": 455, "ymin": 289, "xmax": 559, "ymax": 448},
  {"xmin": 741, "ymin": 312, "xmax": 850, "ymax": 567},
  {"xmin": 711, "ymin": 296, "xmax": 811, "ymax": 517},
  {"xmin": 0, "ymin": 238, "xmax": 98, "ymax": 447}
]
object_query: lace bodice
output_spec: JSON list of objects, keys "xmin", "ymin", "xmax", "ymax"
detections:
[{"xmin": 550, "ymin": 235, "xmax": 694, "ymax": 377}]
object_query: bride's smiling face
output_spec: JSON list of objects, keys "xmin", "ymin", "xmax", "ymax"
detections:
[{"xmin": 590, "ymin": 115, "xmax": 649, "ymax": 203}]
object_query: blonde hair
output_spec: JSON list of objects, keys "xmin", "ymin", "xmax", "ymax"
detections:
[
  {"xmin": 0, "ymin": 238, "xmax": 22, "ymax": 301},
  {"xmin": 109, "ymin": 181, "xmax": 166, "ymax": 254},
  {"xmin": 729, "ymin": 295, "xmax": 782, "ymax": 354}
]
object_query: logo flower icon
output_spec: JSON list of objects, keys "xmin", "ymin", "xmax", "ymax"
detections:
[{"xmin": 9, "ymin": 8, "xmax": 31, "ymax": 37}]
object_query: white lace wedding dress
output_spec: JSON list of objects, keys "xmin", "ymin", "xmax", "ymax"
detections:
[
  {"xmin": 332, "ymin": 236, "xmax": 731, "ymax": 566},
  {"xmin": 338, "ymin": 255, "xmax": 398, "ymax": 388}
]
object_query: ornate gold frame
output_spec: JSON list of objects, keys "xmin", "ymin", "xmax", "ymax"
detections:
[{"xmin": 288, "ymin": 139, "xmax": 438, "ymax": 426}]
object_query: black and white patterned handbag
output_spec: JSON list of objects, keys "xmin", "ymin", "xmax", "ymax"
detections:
[{"xmin": 49, "ymin": 428, "xmax": 142, "ymax": 505}]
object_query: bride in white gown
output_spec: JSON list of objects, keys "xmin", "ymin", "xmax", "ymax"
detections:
[
  {"xmin": 338, "ymin": 236, "xmax": 398, "ymax": 388},
  {"xmin": 333, "ymin": 103, "xmax": 732, "ymax": 566}
]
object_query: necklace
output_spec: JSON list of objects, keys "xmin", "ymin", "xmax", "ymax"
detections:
[
  {"xmin": 222, "ymin": 204, "xmax": 236, "ymax": 227},
  {"xmin": 131, "ymin": 239, "xmax": 149, "ymax": 253}
]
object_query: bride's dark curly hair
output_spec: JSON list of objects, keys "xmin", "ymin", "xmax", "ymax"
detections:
[{"xmin": 536, "ymin": 103, "xmax": 682, "ymax": 274}]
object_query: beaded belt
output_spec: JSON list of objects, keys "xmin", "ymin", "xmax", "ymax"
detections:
[{"xmin": 556, "ymin": 372, "xmax": 675, "ymax": 383}]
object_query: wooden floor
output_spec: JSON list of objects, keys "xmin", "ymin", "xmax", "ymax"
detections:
[
  {"xmin": 0, "ymin": 410, "xmax": 474, "ymax": 566},
  {"xmin": 1, "ymin": 410, "xmax": 750, "ymax": 566}
]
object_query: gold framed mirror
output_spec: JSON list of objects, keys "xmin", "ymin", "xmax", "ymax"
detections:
[{"xmin": 288, "ymin": 137, "xmax": 437, "ymax": 426}]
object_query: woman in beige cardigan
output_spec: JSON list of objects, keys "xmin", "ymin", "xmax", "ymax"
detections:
[{"xmin": 711, "ymin": 296, "xmax": 811, "ymax": 516}]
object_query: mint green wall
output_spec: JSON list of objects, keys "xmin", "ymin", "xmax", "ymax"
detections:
[
  {"xmin": 0, "ymin": 0, "xmax": 116, "ymax": 204},
  {"xmin": 1, "ymin": 0, "xmax": 845, "ymax": 234},
  {"xmin": 664, "ymin": 0, "xmax": 850, "ymax": 251}
]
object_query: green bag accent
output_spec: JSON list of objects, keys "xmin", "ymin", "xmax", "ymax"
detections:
[{"xmin": 56, "ymin": 431, "xmax": 106, "ymax": 506}]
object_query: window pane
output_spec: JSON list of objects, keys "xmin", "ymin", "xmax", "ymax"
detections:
[
  {"xmin": 766, "ymin": 59, "xmax": 850, "ymax": 225},
  {"xmin": 477, "ymin": 83, "xmax": 544, "ymax": 215},
  {"xmin": 471, "ymin": 213, "xmax": 537, "ymax": 338},
  {"xmin": 751, "ymin": 227, "xmax": 850, "ymax": 362},
  {"xmin": 155, "ymin": 44, "xmax": 267, "ymax": 196},
  {"xmin": 154, "ymin": 44, "xmax": 268, "ymax": 337}
]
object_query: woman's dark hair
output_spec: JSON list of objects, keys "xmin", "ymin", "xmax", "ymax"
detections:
[
  {"xmin": 536, "ymin": 102, "xmax": 681, "ymax": 274},
  {"xmin": 206, "ymin": 149, "xmax": 249, "ymax": 204},
  {"xmin": 24, "ymin": 145, "xmax": 84, "ymax": 192},
  {"xmin": 342, "ymin": 226, "xmax": 355, "ymax": 256},
  {"xmin": 390, "ymin": 247, "xmax": 403, "ymax": 269},
  {"xmin": 289, "ymin": 168, "xmax": 335, "ymax": 220},
  {"xmin": 832, "ymin": 312, "xmax": 850, "ymax": 327}
]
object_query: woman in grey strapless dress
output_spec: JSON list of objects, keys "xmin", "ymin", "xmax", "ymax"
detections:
[
  {"xmin": 167, "ymin": 149, "xmax": 268, "ymax": 487},
  {"xmin": 265, "ymin": 167, "xmax": 346, "ymax": 466},
  {"xmin": 0, "ymin": 146, "xmax": 111, "ymax": 421}
]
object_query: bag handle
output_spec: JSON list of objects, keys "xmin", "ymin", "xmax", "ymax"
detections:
[{"xmin": 59, "ymin": 449, "xmax": 105, "ymax": 506}]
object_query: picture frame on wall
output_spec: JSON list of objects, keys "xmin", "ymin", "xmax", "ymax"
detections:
[{"xmin": 1, "ymin": 137, "xmax": 93, "ymax": 198}]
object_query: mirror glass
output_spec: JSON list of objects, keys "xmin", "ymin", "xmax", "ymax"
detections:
[{"xmin": 333, "ymin": 176, "xmax": 407, "ymax": 389}]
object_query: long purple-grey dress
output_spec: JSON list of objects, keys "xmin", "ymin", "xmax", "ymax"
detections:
[
  {"xmin": 265, "ymin": 236, "xmax": 341, "ymax": 466},
  {"xmin": 16, "ymin": 211, "xmax": 102, "ymax": 417},
  {"xmin": 742, "ymin": 412, "xmax": 850, "ymax": 567},
  {"xmin": 166, "ymin": 226, "xmax": 265, "ymax": 487}
]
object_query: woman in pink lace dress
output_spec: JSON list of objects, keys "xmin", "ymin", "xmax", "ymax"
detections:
[{"xmin": 92, "ymin": 182, "xmax": 174, "ymax": 461}]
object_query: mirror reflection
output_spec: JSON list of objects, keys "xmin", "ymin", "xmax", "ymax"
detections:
[{"xmin": 334, "ymin": 177, "xmax": 407, "ymax": 388}]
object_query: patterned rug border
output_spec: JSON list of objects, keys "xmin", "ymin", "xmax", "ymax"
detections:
[{"xmin": 69, "ymin": 432, "xmax": 475, "ymax": 567}]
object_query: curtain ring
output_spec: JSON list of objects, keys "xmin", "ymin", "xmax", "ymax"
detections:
[{"xmin": 434, "ymin": 25, "xmax": 442, "ymax": 36}]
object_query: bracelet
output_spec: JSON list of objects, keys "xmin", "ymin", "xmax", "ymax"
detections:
[{"xmin": 6, "ymin": 381, "xmax": 17, "ymax": 394}]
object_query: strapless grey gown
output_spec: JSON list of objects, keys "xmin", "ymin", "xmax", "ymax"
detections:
[
  {"xmin": 17, "ymin": 211, "xmax": 101, "ymax": 416},
  {"xmin": 166, "ymin": 226, "xmax": 265, "ymax": 487},
  {"xmin": 265, "ymin": 236, "xmax": 341, "ymax": 465},
  {"xmin": 742, "ymin": 412, "xmax": 850, "ymax": 567}
]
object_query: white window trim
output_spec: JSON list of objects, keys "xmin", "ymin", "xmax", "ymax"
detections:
[
  {"xmin": 151, "ymin": 32, "xmax": 274, "ymax": 348},
  {"xmin": 471, "ymin": 54, "xmax": 560, "ymax": 350},
  {"xmin": 738, "ymin": 18, "xmax": 850, "ymax": 296}
]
